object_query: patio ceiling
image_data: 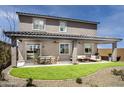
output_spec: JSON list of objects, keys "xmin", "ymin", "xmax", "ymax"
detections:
[{"xmin": 4, "ymin": 31, "xmax": 122, "ymax": 43}]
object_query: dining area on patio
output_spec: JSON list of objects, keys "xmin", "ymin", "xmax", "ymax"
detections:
[
  {"xmin": 34, "ymin": 56, "xmax": 60, "ymax": 65},
  {"xmin": 34, "ymin": 53, "xmax": 102, "ymax": 65}
]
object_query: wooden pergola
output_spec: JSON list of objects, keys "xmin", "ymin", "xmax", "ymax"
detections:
[{"xmin": 4, "ymin": 31, "xmax": 122, "ymax": 66}]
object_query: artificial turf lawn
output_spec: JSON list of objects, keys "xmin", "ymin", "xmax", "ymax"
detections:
[{"xmin": 10, "ymin": 62, "xmax": 124, "ymax": 80}]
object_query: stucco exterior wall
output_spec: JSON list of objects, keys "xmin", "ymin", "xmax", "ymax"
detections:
[
  {"xmin": 18, "ymin": 39, "xmax": 97, "ymax": 62},
  {"xmin": 19, "ymin": 15, "xmax": 97, "ymax": 36},
  {"xmin": 18, "ymin": 15, "xmax": 97, "ymax": 63}
]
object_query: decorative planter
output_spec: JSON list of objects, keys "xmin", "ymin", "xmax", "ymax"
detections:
[{"xmin": 108, "ymin": 53, "xmax": 112, "ymax": 61}]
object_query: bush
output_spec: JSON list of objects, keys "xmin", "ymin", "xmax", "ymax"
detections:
[
  {"xmin": 0, "ymin": 72, "xmax": 6, "ymax": 81},
  {"xmin": 108, "ymin": 53, "xmax": 112, "ymax": 57},
  {"xmin": 121, "ymin": 74, "xmax": 124, "ymax": 81},
  {"xmin": 0, "ymin": 64, "xmax": 6, "ymax": 81},
  {"xmin": 0, "ymin": 41, "xmax": 11, "ymax": 65},
  {"xmin": 76, "ymin": 78, "xmax": 82, "ymax": 84},
  {"xmin": 111, "ymin": 69, "xmax": 124, "ymax": 81},
  {"xmin": 26, "ymin": 78, "xmax": 36, "ymax": 87},
  {"xmin": 111, "ymin": 69, "xmax": 123, "ymax": 76},
  {"xmin": 95, "ymin": 53, "xmax": 99, "ymax": 56}
]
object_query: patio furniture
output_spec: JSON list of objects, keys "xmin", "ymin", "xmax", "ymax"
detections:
[
  {"xmin": 54, "ymin": 56, "xmax": 60, "ymax": 64},
  {"xmin": 45, "ymin": 58, "xmax": 51, "ymax": 64},
  {"xmin": 49, "ymin": 57, "xmax": 56, "ymax": 64},
  {"xmin": 101, "ymin": 56, "xmax": 108, "ymax": 61},
  {"xmin": 77, "ymin": 55, "xmax": 89, "ymax": 62},
  {"xmin": 70, "ymin": 55, "xmax": 90, "ymax": 62},
  {"xmin": 39, "ymin": 58, "xmax": 46, "ymax": 64},
  {"xmin": 38, "ymin": 56, "xmax": 56, "ymax": 64},
  {"xmin": 101, "ymin": 56, "xmax": 121, "ymax": 61},
  {"xmin": 89, "ymin": 55, "xmax": 101, "ymax": 62},
  {"xmin": 117, "ymin": 56, "xmax": 121, "ymax": 61}
]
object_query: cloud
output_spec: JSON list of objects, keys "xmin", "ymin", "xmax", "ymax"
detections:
[
  {"xmin": 0, "ymin": 10, "xmax": 14, "ymax": 18},
  {"xmin": 0, "ymin": 6, "xmax": 17, "ymax": 19},
  {"xmin": 98, "ymin": 11, "xmax": 124, "ymax": 38},
  {"xmin": 98, "ymin": 6, "xmax": 124, "ymax": 48},
  {"xmin": 39, "ymin": 6, "xmax": 72, "ymax": 18},
  {"xmin": 0, "ymin": 6, "xmax": 18, "ymax": 31}
]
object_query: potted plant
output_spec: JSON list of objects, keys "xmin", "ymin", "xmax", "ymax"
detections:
[
  {"xmin": 95, "ymin": 52, "xmax": 99, "ymax": 59},
  {"xmin": 108, "ymin": 53, "xmax": 112, "ymax": 61},
  {"xmin": 95, "ymin": 52, "xmax": 99, "ymax": 56}
]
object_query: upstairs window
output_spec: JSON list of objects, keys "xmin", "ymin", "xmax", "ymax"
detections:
[
  {"xmin": 84, "ymin": 43, "xmax": 92, "ymax": 54},
  {"xmin": 33, "ymin": 18, "xmax": 45, "ymax": 30},
  {"xmin": 59, "ymin": 21, "xmax": 67, "ymax": 32}
]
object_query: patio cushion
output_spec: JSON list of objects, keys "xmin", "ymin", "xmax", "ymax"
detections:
[
  {"xmin": 77, "ymin": 55, "xmax": 86, "ymax": 59},
  {"xmin": 90, "ymin": 55, "xmax": 101, "ymax": 61}
]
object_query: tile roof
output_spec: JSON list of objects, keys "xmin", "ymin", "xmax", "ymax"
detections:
[
  {"xmin": 4, "ymin": 31, "xmax": 122, "ymax": 42},
  {"xmin": 16, "ymin": 12, "xmax": 99, "ymax": 25}
]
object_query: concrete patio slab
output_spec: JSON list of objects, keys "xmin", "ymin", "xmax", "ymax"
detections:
[{"xmin": 21, "ymin": 61, "xmax": 110, "ymax": 68}]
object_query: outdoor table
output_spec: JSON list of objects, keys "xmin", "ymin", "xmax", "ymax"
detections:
[{"xmin": 39, "ymin": 56, "xmax": 56, "ymax": 64}]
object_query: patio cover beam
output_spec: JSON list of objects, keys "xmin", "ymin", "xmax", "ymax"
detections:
[
  {"xmin": 4, "ymin": 31, "xmax": 122, "ymax": 43},
  {"xmin": 112, "ymin": 42, "xmax": 117, "ymax": 61},
  {"xmin": 11, "ymin": 37, "xmax": 17, "ymax": 66}
]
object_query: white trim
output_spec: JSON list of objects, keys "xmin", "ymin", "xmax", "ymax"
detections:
[
  {"xmin": 84, "ymin": 43, "xmax": 93, "ymax": 54},
  {"xmin": 59, "ymin": 21, "xmax": 67, "ymax": 32},
  {"xmin": 59, "ymin": 43, "xmax": 70, "ymax": 55},
  {"xmin": 32, "ymin": 18, "xmax": 46, "ymax": 31}
]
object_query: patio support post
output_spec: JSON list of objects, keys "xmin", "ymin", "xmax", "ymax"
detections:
[
  {"xmin": 112, "ymin": 42, "xmax": 117, "ymax": 61},
  {"xmin": 72, "ymin": 40, "xmax": 78, "ymax": 64},
  {"xmin": 17, "ymin": 40, "xmax": 25, "ymax": 66},
  {"xmin": 11, "ymin": 37, "xmax": 17, "ymax": 66}
]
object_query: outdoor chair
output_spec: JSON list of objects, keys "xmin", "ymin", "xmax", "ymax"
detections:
[
  {"xmin": 38, "ymin": 56, "xmax": 57, "ymax": 64},
  {"xmin": 45, "ymin": 58, "xmax": 51, "ymax": 64},
  {"xmin": 54, "ymin": 56, "xmax": 59, "ymax": 64},
  {"xmin": 50, "ymin": 57, "xmax": 55, "ymax": 64},
  {"xmin": 39, "ymin": 58, "xmax": 46, "ymax": 64}
]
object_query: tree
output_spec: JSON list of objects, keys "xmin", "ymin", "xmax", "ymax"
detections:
[{"xmin": 0, "ymin": 7, "xmax": 17, "ymax": 43}]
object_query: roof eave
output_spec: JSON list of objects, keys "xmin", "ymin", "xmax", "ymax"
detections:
[
  {"xmin": 16, "ymin": 12, "xmax": 99, "ymax": 25},
  {"xmin": 4, "ymin": 31, "xmax": 122, "ymax": 42}
]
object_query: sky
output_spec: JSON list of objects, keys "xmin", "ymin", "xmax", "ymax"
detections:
[{"xmin": 0, "ymin": 5, "xmax": 124, "ymax": 48}]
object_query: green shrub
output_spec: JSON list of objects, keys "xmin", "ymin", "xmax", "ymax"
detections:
[
  {"xmin": 76, "ymin": 78, "xmax": 82, "ymax": 84},
  {"xmin": 26, "ymin": 78, "xmax": 36, "ymax": 87},
  {"xmin": 0, "ymin": 41, "xmax": 11, "ymax": 64},
  {"xmin": 111, "ymin": 69, "xmax": 123, "ymax": 76},
  {"xmin": 0, "ymin": 64, "xmax": 6, "ymax": 81},
  {"xmin": 121, "ymin": 74, "xmax": 124, "ymax": 81}
]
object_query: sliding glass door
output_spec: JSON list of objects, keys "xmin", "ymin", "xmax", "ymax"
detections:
[{"xmin": 26, "ymin": 44, "xmax": 40, "ymax": 60}]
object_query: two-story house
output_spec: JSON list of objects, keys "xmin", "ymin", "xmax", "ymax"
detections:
[{"xmin": 4, "ymin": 12, "xmax": 122, "ymax": 67}]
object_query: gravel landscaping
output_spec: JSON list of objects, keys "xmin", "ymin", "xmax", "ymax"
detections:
[{"xmin": 1, "ymin": 63, "xmax": 124, "ymax": 87}]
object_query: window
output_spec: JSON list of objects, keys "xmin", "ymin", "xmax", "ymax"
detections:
[
  {"xmin": 27, "ymin": 44, "xmax": 40, "ymax": 60},
  {"xmin": 59, "ymin": 43, "xmax": 70, "ymax": 54},
  {"xmin": 33, "ymin": 18, "xmax": 45, "ymax": 30},
  {"xmin": 59, "ymin": 21, "xmax": 67, "ymax": 32},
  {"xmin": 84, "ymin": 43, "xmax": 92, "ymax": 54}
]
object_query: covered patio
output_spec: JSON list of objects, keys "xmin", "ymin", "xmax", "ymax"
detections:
[{"xmin": 4, "ymin": 31, "xmax": 122, "ymax": 67}]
